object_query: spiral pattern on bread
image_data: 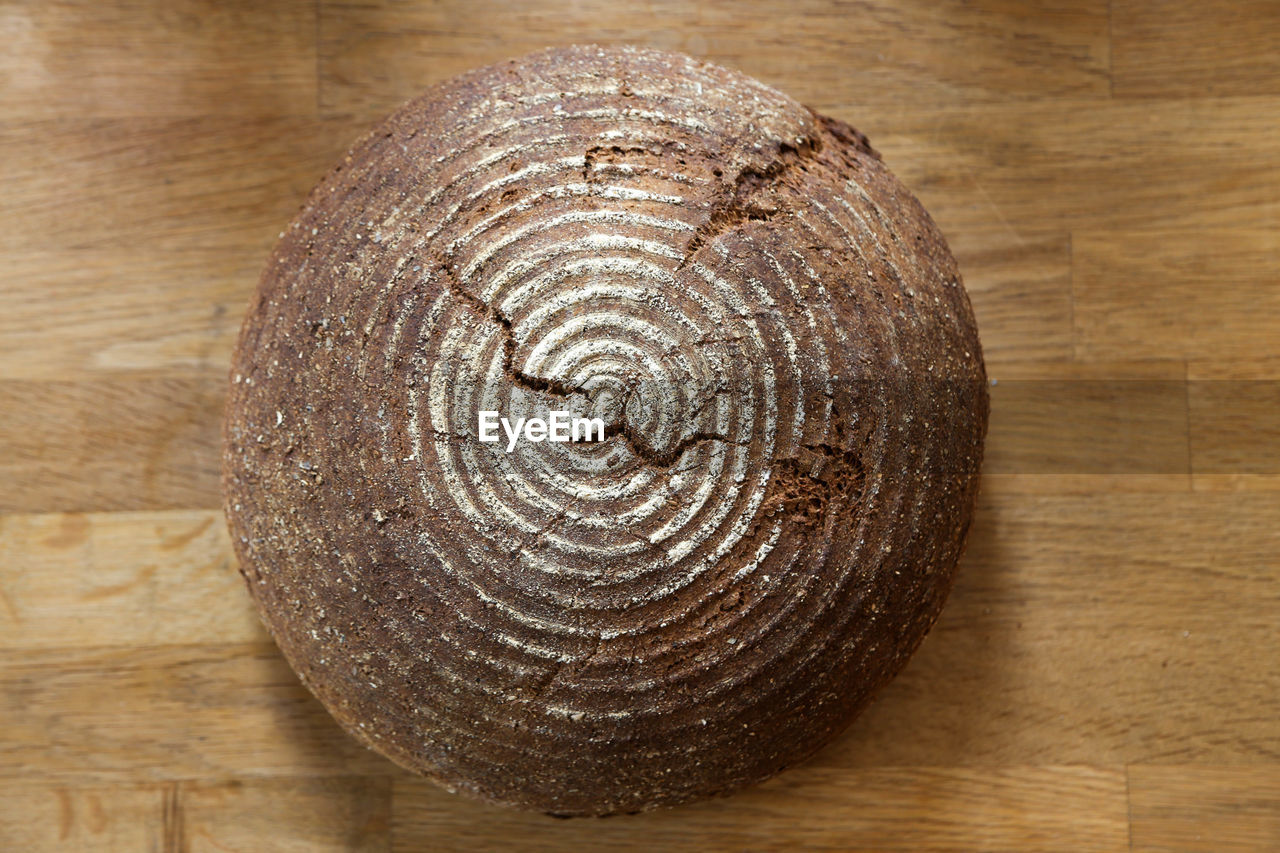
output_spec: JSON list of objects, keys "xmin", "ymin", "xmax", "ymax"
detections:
[{"xmin": 223, "ymin": 44, "xmax": 988, "ymax": 815}]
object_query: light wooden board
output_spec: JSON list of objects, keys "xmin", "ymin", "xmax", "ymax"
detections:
[{"xmin": 1, "ymin": 1, "xmax": 1277, "ymax": 850}]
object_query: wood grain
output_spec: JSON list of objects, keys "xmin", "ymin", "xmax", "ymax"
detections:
[
  {"xmin": 0, "ymin": 783, "xmax": 169, "ymax": 852},
  {"xmin": 983, "ymin": 361, "xmax": 1190, "ymax": 477},
  {"xmin": 827, "ymin": 489, "xmax": 1280, "ymax": 767},
  {"xmin": 392, "ymin": 766, "xmax": 1130, "ymax": 852},
  {"xmin": 0, "ymin": 0, "xmax": 318, "ymax": 119},
  {"xmin": 3, "ymin": 777, "xmax": 393, "ymax": 852},
  {"xmin": 0, "ymin": 249, "xmax": 256, "ymax": 381},
  {"xmin": 319, "ymin": 0, "xmax": 1111, "ymax": 117},
  {"xmin": 1112, "ymin": 1, "xmax": 1280, "ymax": 98},
  {"xmin": 1187, "ymin": 359, "xmax": 1280, "ymax": 492},
  {"xmin": 0, "ymin": 374, "xmax": 223, "ymax": 513},
  {"xmin": 0, "ymin": 116, "xmax": 346, "ymax": 254},
  {"xmin": 181, "ymin": 777, "xmax": 391, "ymax": 853},
  {"xmin": 0, "ymin": 510, "xmax": 261, "ymax": 649},
  {"xmin": 2, "ymin": 0, "xmax": 1278, "ymax": 848},
  {"xmin": 855, "ymin": 98, "xmax": 1280, "ymax": 235},
  {"xmin": 0, "ymin": 644, "xmax": 390, "ymax": 782},
  {"xmin": 1073, "ymin": 228, "xmax": 1280, "ymax": 363},
  {"xmin": 1128, "ymin": 766, "xmax": 1280, "ymax": 852},
  {"xmin": 951, "ymin": 229, "xmax": 1074, "ymax": 367}
]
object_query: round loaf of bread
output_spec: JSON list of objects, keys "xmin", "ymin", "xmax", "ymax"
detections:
[{"xmin": 223, "ymin": 44, "xmax": 988, "ymax": 815}]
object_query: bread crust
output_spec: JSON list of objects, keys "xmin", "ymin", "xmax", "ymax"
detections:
[{"xmin": 223, "ymin": 44, "xmax": 988, "ymax": 815}]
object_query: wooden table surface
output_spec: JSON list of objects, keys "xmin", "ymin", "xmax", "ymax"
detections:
[{"xmin": 2, "ymin": 1, "xmax": 1278, "ymax": 850}]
